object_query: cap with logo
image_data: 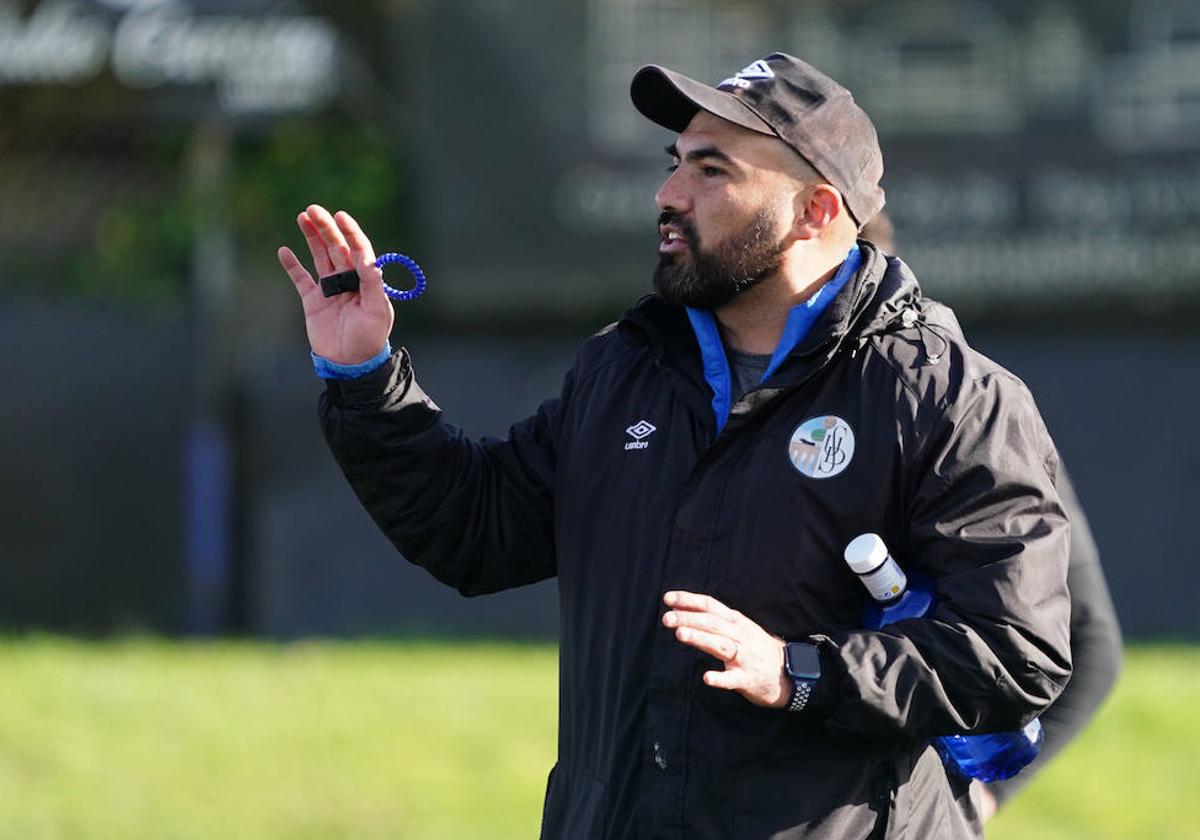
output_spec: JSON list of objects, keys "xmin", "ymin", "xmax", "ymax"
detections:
[{"xmin": 630, "ymin": 53, "xmax": 885, "ymax": 227}]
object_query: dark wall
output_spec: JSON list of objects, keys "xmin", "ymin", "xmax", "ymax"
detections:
[
  {"xmin": 0, "ymin": 306, "xmax": 189, "ymax": 632},
  {"xmin": 973, "ymin": 330, "xmax": 1200, "ymax": 639},
  {"xmin": 404, "ymin": 0, "xmax": 1200, "ymax": 324}
]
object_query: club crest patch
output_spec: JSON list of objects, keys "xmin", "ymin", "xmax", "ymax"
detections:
[{"xmin": 788, "ymin": 416, "xmax": 855, "ymax": 479}]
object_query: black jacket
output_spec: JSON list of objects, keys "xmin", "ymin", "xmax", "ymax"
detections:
[{"xmin": 319, "ymin": 242, "xmax": 1073, "ymax": 839}]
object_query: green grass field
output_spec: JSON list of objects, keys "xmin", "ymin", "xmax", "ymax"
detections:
[{"xmin": 0, "ymin": 638, "xmax": 1196, "ymax": 839}]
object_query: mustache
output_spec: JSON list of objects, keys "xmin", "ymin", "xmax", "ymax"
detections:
[{"xmin": 658, "ymin": 211, "xmax": 700, "ymax": 249}]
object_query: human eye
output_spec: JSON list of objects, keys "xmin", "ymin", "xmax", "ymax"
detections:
[
  {"xmin": 666, "ymin": 162, "xmax": 679, "ymax": 173},
  {"xmin": 701, "ymin": 165, "xmax": 724, "ymax": 177}
]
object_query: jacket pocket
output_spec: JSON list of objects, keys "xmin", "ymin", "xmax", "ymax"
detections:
[
  {"xmin": 732, "ymin": 755, "xmax": 888, "ymax": 840},
  {"xmin": 729, "ymin": 763, "xmax": 883, "ymax": 840},
  {"xmin": 539, "ymin": 762, "xmax": 608, "ymax": 840}
]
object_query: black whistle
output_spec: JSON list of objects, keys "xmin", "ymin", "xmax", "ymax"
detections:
[{"xmin": 320, "ymin": 269, "xmax": 360, "ymax": 297}]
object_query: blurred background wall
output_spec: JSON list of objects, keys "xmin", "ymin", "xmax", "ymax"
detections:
[{"xmin": 1, "ymin": 0, "xmax": 1197, "ymax": 639}]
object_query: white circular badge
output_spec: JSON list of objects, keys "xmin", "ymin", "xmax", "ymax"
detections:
[{"xmin": 788, "ymin": 416, "xmax": 856, "ymax": 479}]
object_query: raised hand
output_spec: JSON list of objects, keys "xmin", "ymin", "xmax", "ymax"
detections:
[
  {"xmin": 277, "ymin": 204, "xmax": 395, "ymax": 365},
  {"xmin": 662, "ymin": 591, "xmax": 792, "ymax": 709}
]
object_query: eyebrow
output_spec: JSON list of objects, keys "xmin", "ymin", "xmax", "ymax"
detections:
[{"xmin": 665, "ymin": 142, "xmax": 737, "ymax": 168}]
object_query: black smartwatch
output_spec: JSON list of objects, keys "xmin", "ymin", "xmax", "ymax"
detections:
[{"xmin": 783, "ymin": 641, "xmax": 821, "ymax": 713}]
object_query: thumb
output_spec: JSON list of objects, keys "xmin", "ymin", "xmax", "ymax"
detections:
[{"xmin": 360, "ymin": 261, "xmax": 390, "ymax": 310}]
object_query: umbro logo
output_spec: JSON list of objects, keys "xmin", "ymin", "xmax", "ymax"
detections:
[
  {"xmin": 719, "ymin": 60, "xmax": 775, "ymax": 90},
  {"xmin": 625, "ymin": 420, "xmax": 657, "ymax": 451}
]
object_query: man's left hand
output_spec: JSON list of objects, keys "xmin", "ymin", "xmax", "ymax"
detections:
[
  {"xmin": 662, "ymin": 591, "xmax": 792, "ymax": 709},
  {"xmin": 971, "ymin": 781, "xmax": 998, "ymax": 822}
]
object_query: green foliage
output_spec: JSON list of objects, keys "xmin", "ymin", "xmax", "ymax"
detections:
[
  {"xmin": 232, "ymin": 121, "xmax": 411, "ymax": 259},
  {"xmin": 0, "ymin": 639, "xmax": 1194, "ymax": 839},
  {"xmin": 240, "ymin": 119, "xmax": 409, "ymax": 300},
  {"xmin": 18, "ymin": 117, "xmax": 409, "ymax": 313},
  {"xmin": 79, "ymin": 190, "xmax": 194, "ymax": 311}
]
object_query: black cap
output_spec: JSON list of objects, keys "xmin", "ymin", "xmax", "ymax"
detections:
[{"xmin": 631, "ymin": 53, "xmax": 885, "ymax": 226}]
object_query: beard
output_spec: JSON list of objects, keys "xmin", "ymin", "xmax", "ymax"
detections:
[{"xmin": 653, "ymin": 207, "xmax": 787, "ymax": 309}]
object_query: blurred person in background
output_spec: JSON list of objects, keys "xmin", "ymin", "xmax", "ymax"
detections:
[
  {"xmin": 278, "ymin": 53, "xmax": 1073, "ymax": 838},
  {"xmin": 860, "ymin": 212, "xmax": 1124, "ymax": 820}
]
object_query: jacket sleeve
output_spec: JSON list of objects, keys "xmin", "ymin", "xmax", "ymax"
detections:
[
  {"xmin": 318, "ymin": 346, "xmax": 568, "ymax": 596},
  {"xmin": 814, "ymin": 372, "xmax": 1073, "ymax": 740},
  {"xmin": 988, "ymin": 466, "xmax": 1122, "ymax": 806}
]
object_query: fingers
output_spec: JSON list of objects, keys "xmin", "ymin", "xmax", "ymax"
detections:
[
  {"xmin": 662, "ymin": 592, "xmax": 742, "ymax": 663},
  {"xmin": 673, "ymin": 626, "xmax": 738, "ymax": 663},
  {"xmin": 662, "ymin": 593, "xmax": 788, "ymax": 707},
  {"xmin": 335, "ymin": 210, "xmax": 377, "ymax": 267},
  {"xmin": 297, "ymin": 211, "xmax": 336, "ymax": 278},
  {"xmin": 304, "ymin": 204, "xmax": 354, "ymax": 273},
  {"xmin": 663, "ymin": 609, "xmax": 733, "ymax": 637},
  {"xmin": 663, "ymin": 591, "xmax": 739, "ymax": 621},
  {"xmin": 334, "ymin": 210, "xmax": 387, "ymax": 304},
  {"xmin": 295, "ymin": 205, "xmax": 386, "ymax": 300},
  {"xmin": 277, "ymin": 246, "xmax": 316, "ymax": 298},
  {"xmin": 703, "ymin": 669, "xmax": 748, "ymax": 691}
]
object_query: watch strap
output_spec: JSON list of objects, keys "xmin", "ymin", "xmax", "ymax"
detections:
[
  {"xmin": 784, "ymin": 640, "xmax": 821, "ymax": 714},
  {"xmin": 787, "ymin": 680, "xmax": 813, "ymax": 713}
]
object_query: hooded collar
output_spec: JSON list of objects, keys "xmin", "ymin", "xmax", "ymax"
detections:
[
  {"xmin": 683, "ymin": 244, "xmax": 862, "ymax": 431},
  {"xmin": 617, "ymin": 241, "xmax": 925, "ymax": 432}
]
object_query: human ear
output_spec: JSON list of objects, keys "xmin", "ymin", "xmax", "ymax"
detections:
[{"xmin": 790, "ymin": 184, "xmax": 844, "ymax": 240}]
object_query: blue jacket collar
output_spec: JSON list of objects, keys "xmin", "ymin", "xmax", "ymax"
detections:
[{"xmin": 686, "ymin": 243, "xmax": 862, "ymax": 432}]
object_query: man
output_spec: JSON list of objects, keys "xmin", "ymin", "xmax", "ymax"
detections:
[{"xmin": 278, "ymin": 53, "xmax": 1072, "ymax": 839}]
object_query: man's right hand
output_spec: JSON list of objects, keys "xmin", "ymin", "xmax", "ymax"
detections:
[{"xmin": 277, "ymin": 204, "xmax": 396, "ymax": 365}]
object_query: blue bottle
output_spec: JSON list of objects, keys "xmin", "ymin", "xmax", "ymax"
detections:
[{"xmin": 844, "ymin": 534, "xmax": 1044, "ymax": 782}]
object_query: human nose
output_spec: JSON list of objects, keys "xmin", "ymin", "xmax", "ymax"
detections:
[{"xmin": 655, "ymin": 168, "xmax": 691, "ymax": 214}]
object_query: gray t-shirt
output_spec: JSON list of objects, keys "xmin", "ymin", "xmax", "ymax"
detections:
[{"xmin": 727, "ymin": 347, "xmax": 772, "ymax": 403}]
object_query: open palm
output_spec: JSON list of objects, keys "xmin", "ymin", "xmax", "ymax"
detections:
[{"xmin": 277, "ymin": 204, "xmax": 395, "ymax": 365}]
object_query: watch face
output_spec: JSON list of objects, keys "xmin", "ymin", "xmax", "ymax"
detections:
[{"xmin": 786, "ymin": 643, "xmax": 821, "ymax": 680}]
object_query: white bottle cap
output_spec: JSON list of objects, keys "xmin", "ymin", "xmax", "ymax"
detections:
[{"xmin": 844, "ymin": 533, "xmax": 889, "ymax": 575}]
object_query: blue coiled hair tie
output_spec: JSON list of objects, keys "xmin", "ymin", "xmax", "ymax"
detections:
[{"xmin": 319, "ymin": 252, "xmax": 427, "ymax": 302}]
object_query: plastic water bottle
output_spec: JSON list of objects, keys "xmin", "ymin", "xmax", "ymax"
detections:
[{"xmin": 844, "ymin": 533, "xmax": 1044, "ymax": 782}]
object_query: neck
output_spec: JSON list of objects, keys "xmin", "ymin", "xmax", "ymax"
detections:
[{"xmin": 714, "ymin": 246, "xmax": 848, "ymax": 354}]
